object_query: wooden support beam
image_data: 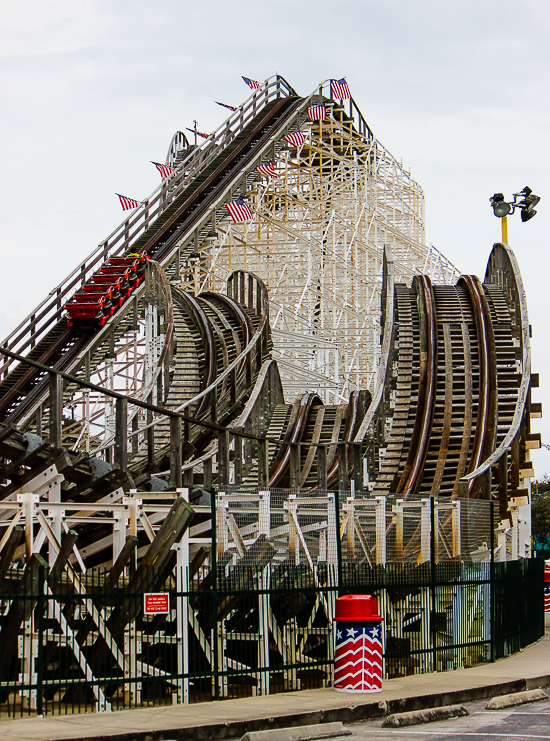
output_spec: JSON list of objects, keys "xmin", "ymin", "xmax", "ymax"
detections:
[
  {"xmin": 49, "ymin": 530, "xmax": 78, "ymax": 586},
  {"xmin": 218, "ymin": 430, "xmax": 230, "ymax": 486},
  {"xmin": 49, "ymin": 372, "xmax": 63, "ymax": 450},
  {"xmin": 170, "ymin": 416, "xmax": 182, "ymax": 488},
  {"xmin": 234, "ymin": 435, "xmax": 242, "ymax": 484},
  {"xmin": 317, "ymin": 445, "xmax": 328, "ymax": 490},
  {"xmin": 338, "ymin": 443, "xmax": 349, "ymax": 491},
  {"xmin": 0, "ymin": 526, "xmax": 23, "ymax": 581},
  {"xmin": 351, "ymin": 444, "xmax": 362, "ymax": 491},
  {"xmin": 258, "ymin": 439, "xmax": 268, "ymax": 488},
  {"xmin": 147, "ymin": 403, "xmax": 154, "ymax": 469},
  {"xmin": 290, "ymin": 444, "xmax": 300, "ymax": 490},
  {"xmin": 114, "ymin": 397, "xmax": 128, "ymax": 473},
  {"xmin": 203, "ymin": 457, "xmax": 213, "ymax": 490},
  {"xmin": 104, "ymin": 536, "xmax": 139, "ymax": 594}
]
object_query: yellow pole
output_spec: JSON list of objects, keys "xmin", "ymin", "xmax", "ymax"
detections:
[{"xmin": 501, "ymin": 216, "xmax": 508, "ymax": 244}]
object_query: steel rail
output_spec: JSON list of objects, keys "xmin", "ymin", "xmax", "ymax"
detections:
[
  {"xmin": 269, "ymin": 392, "xmax": 322, "ymax": 488},
  {"xmin": 396, "ymin": 275, "xmax": 438, "ymax": 499},
  {"xmin": 327, "ymin": 390, "xmax": 364, "ymax": 485},
  {"xmin": 459, "ymin": 274, "xmax": 497, "ymax": 492},
  {"xmin": 460, "ymin": 244, "xmax": 531, "ymax": 485},
  {"xmin": 201, "ymin": 292, "xmax": 253, "ymax": 376},
  {"xmin": 173, "ymin": 289, "xmax": 217, "ymax": 419}
]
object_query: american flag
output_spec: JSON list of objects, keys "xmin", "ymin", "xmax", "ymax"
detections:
[
  {"xmin": 334, "ymin": 624, "xmax": 382, "ymax": 692},
  {"xmin": 226, "ymin": 197, "xmax": 254, "ymax": 223},
  {"xmin": 307, "ymin": 105, "xmax": 327, "ymax": 121},
  {"xmin": 331, "ymin": 78, "xmax": 351, "ymax": 100},
  {"xmin": 151, "ymin": 161, "xmax": 174, "ymax": 178},
  {"xmin": 216, "ymin": 101, "xmax": 238, "ymax": 112},
  {"xmin": 186, "ymin": 127, "xmax": 211, "ymax": 140},
  {"xmin": 545, "ymin": 584, "xmax": 550, "ymax": 612},
  {"xmin": 256, "ymin": 161, "xmax": 278, "ymax": 179},
  {"xmin": 284, "ymin": 131, "xmax": 306, "ymax": 148},
  {"xmin": 116, "ymin": 193, "xmax": 144, "ymax": 211},
  {"xmin": 242, "ymin": 76, "xmax": 261, "ymax": 90}
]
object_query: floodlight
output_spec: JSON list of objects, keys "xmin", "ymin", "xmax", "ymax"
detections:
[
  {"xmin": 515, "ymin": 186, "xmax": 541, "ymax": 221},
  {"xmin": 490, "ymin": 194, "xmax": 511, "ymax": 217},
  {"xmin": 521, "ymin": 208, "xmax": 537, "ymax": 223},
  {"xmin": 520, "ymin": 193, "xmax": 541, "ymax": 213}
]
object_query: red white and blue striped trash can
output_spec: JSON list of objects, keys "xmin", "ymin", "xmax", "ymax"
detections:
[
  {"xmin": 333, "ymin": 594, "xmax": 383, "ymax": 693},
  {"xmin": 544, "ymin": 563, "xmax": 550, "ymax": 612}
]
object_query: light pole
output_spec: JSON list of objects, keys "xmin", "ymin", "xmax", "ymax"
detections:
[{"xmin": 489, "ymin": 187, "xmax": 541, "ymax": 244}]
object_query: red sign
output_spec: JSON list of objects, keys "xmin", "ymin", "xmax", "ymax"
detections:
[{"xmin": 144, "ymin": 593, "xmax": 170, "ymax": 615}]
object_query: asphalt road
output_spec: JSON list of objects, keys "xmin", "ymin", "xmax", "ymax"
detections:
[{"xmin": 348, "ymin": 696, "xmax": 550, "ymax": 740}]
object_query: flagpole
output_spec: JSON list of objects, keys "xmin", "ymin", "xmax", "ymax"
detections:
[{"xmin": 193, "ymin": 120, "xmax": 197, "ymax": 147}]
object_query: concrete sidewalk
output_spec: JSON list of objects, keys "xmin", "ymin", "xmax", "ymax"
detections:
[{"xmin": 3, "ymin": 623, "xmax": 550, "ymax": 741}]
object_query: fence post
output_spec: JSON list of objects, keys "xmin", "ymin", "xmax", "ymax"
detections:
[
  {"xmin": 490, "ymin": 499, "xmax": 496, "ymax": 661},
  {"xmin": 210, "ymin": 488, "xmax": 220, "ymax": 700},
  {"xmin": 334, "ymin": 488, "xmax": 342, "ymax": 595},
  {"xmin": 430, "ymin": 497, "xmax": 436, "ymax": 672},
  {"xmin": 36, "ymin": 564, "xmax": 45, "ymax": 716}
]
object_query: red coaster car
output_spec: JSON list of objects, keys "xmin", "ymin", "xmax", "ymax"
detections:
[{"xmin": 65, "ymin": 253, "xmax": 149, "ymax": 327}]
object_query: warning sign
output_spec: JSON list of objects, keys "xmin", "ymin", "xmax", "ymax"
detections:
[{"xmin": 144, "ymin": 593, "xmax": 170, "ymax": 615}]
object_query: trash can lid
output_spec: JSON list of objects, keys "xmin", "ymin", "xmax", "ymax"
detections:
[{"xmin": 335, "ymin": 594, "xmax": 382, "ymax": 622}]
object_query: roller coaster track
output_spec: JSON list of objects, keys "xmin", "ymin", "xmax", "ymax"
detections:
[
  {"xmin": 341, "ymin": 242, "xmax": 536, "ymax": 519},
  {"xmin": 0, "ymin": 75, "xmax": 537, "ymax": 541},
  {"xmin": 0, "ymin": 76, "xmax": 541, "ymax": 716},
  {"xmin": 0, "ymin": 78, "xmax": 303, "ymax": 428}
]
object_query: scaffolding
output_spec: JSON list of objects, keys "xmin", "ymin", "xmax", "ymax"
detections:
[{"xmin": 185, "ymin": 86, "xmax": 458, "ymax": 403}]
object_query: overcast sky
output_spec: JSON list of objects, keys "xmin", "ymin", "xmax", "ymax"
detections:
[{"xmin": 1, "ymin": 0, "xmax": 549, "ymax": 474}]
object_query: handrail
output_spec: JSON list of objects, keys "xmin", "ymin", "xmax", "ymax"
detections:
[
  {"xmin": 0, "ymin": 75, "xmax": 294, "ymax": 372},
  {"xmin": 460, "ymin": 244, "xmax": 531, "ymax": 483},
  {"xmin": 172, "ymin": 272, "xmax": 270, "ymax": 416},
  {"xmin": 353, "ymin": 245, "xmax": 394, "ymax": 443}
]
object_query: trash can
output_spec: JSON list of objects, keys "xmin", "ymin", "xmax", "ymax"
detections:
[{"xmin": 333, "ymin": 594, "xmax": 383, "ymax": 693}]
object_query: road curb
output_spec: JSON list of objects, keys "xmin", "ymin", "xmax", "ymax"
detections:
[
  {"xmin": 382, "ymin": 704, "xmax": 469, "ymax": 728},
  {"xmin": 240, "ymin": 721, "xmax": 351, "ymax": 741},
  {"xmin": 486, "ymin": 688, "xmax": 549, "ymax": 709},
  {"xmin": 42, "ymin": 676, "xmax": 550, "ymax": 741}
]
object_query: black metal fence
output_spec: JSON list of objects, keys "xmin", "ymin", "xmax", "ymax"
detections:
[{"xmin": 0, "ymin": 493, "xmax": 544, "ymax": 717}]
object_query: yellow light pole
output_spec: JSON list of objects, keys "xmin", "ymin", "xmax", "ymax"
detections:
[
  {"xmin": 490, "ymin": 188, "xmax": 540, "ymax": 243},
  {"xmin": 501, "ymin": 215, "xmax": 508, "ymax": 244}
]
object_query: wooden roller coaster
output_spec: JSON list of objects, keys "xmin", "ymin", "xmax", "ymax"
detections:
[{"xmin": 0, "ymin": 75, "xmax": 541, "ymax": 711}]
